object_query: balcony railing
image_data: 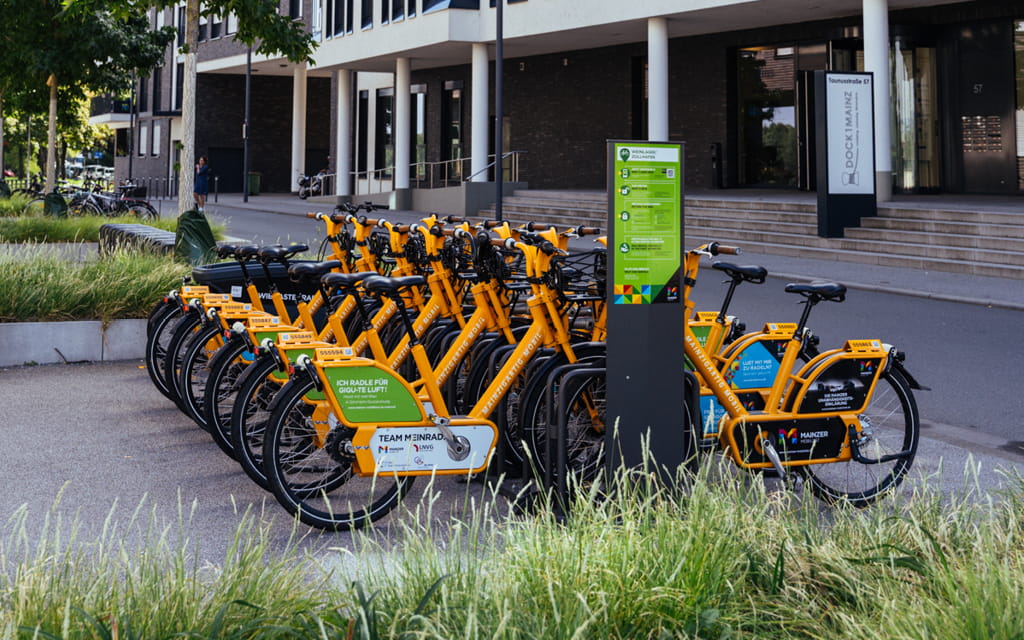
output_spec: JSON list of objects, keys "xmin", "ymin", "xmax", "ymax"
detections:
[
  {"xmin": 352, "ymin": 151, "xmax": 524, "ymax": 195},
  {"xmin": 90, "ymin": 97, "xmax": 132, "ymax": 118}
]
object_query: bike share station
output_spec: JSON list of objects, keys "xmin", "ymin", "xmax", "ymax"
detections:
[{"xmin": 605, "ymin": 141, "xmax": 693, "ymax": 482}]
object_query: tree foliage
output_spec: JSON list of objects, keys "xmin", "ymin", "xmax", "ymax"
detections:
[
  {"xmin": 0, "ymin": 1, "xmax": 175, "ymax": 103},
  {"xmin": 72, "ymin": 0, "xmax": 318, "ymax": 63}
]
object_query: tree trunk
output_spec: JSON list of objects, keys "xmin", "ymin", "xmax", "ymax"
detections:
[
  {"xmin": 45, "ymin": 74, "xmax": 58, "ymax": 192},
  {"xmin": 177, "ymin": 0, "xmax": 199, "ymax": 215},
  {"xmin": 0, "ymin": 90, "xmax": 5, "ymax": 178}
]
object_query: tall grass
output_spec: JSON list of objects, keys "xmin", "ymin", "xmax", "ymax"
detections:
[
  {"xmin": 0, "ymin": 215, "xmax": 225, "ymax": 244},
  {"xmin": 0, "ymin": 195, "xmax": 34, "ymax": 217},
  {"xmin": 1, "ymin": 500, "xmax": 344, "ymax": 639},
  {"xmin": 339, "ymin": 461, "xmax": 1024, "ymax": 639},
  {"xmin": 2, "ymin": 463, "xmax": 1023, "ymax": 638},
  {"xmin": 0, "ymin": 247, "xmax": 187, "ymax": 323}
]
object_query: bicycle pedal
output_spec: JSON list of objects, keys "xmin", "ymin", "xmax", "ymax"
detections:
[{"xmin": 760, "ymin": 439, "xmax": 787, "ymax": 480}]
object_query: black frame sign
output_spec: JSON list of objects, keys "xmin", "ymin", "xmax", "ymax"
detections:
[
  {"xmin": 815, "ymin": 70, "xmax": 877, "ymax": 237},
  {"xmin": 606, "ymin": 140, "xmax": 689, "ymax": 476}
]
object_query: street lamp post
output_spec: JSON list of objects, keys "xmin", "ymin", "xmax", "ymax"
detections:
[
  {"xmin": 243, "ymin": 46, "xmax": 252, "ymax": 202},
  {"xmin": 494, "ymin": 0, "xmax": 503, "ymax": 221}
]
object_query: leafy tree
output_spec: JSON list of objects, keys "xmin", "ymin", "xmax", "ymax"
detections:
[
  {"xmin": 0, "ymin": 1, "xmax": 175, "ymax": 190},
  {"xmin": 72, "ymin": 0, "xmax": 318, "ymax": 214}
]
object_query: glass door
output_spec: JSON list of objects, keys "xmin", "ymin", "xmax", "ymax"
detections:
[{"xmin": 892, "ymin": 42, "xmax": 940, "ymax": 192}]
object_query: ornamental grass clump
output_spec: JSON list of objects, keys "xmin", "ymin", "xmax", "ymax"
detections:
[
  {"xmin": 0, "ymin": 214, "xmax": 188, "ymax": 243},
  {"xmin": 334, "ymin": 457, "xmax": 1024, "ymax": 639},
  {"xmin": 0, "ymin": 245, "xmax": 186, "ymax": 323}
]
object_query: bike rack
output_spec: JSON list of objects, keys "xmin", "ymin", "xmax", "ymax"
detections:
[{"xmin": 550, "ymin": 365, "xmax": 606, "ymax": 513}]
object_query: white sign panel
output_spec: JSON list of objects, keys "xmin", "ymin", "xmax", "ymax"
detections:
[{"xmin": 826, "ymin": 73, "xmax": 875, "ymax": 195}]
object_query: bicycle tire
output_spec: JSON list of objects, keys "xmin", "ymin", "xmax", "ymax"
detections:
[
  {"xmin": 263, "ymin": 376, "xmax": 413, "ymax": 531},
  {"xmin": 230, "ymin": 356, "xmax": 287, "ymax": 489},
  {"xmin": 144, "ymin": 303, "xmax": 186, "ymax": 400},
  {"xmin": 162, "ymin": 313, "xmax": 206, "ymax": 408},
  {"xmin": 517, "ymin": 346, "xmax": 607, "ymax": 474},
  {"xmin": 201, "ymin": 337, "xmax": 256, "ymax": 458},
  {"xmin": 23, "ymin": 198, "xmax": 45, "ymax": 216},
  {"xmin": 801, "ymin": 369, "xmax": 920, "ymax": 507},
  {"xmin": 177, "ymin": 323, "xmax": 225, "ymax": 430},
  {"xmin": 128, "ymin": 202, "xmax": 158, "ymax": 221}
]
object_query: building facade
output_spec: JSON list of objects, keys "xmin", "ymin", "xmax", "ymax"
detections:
[{"xmin": 93, "ymin": 0, "xmax": 1024, "ymax": 201}]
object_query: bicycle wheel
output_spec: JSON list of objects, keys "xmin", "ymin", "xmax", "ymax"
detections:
[
  {"xmin": 128, "ymin": 202, "xmax": 158, "ymax": 221},
  {"xmin": 177, "ymin": 323, "xmax": 225, "ymax": 430},
  {"xmin": 231, "ymin": 356, "xmax": 286, "ymax": 490},
  {"xmin": 201, "ymin": 338, "xmax": 256, "ymax": 458},
  {"xmin": 23, "ymin": 198, "xmax": 45, "ymax": 216},
  {"xmin": 263, "ymin": 376, "xmax": 413, "ymax": 531},
  {"xmin": 145, "ymin": 303, "xmax": 186, "ymax": 400},
  {"xmin": 519, "ymin": 351, "xmax": 607, "ymax": 479},
  {"xmin": 802, "ymin": 369, "xmax": 920, "ymax": 508},
  {"xmin": 162, "ymin": 313, "xmax": 206, "ymax": 408}
]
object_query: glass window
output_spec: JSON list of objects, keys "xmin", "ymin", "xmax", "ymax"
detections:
[
  {"xmin": 357, "ymin": 90, "xmax": 369, "ymax": 174},
  {"xmin": 153, "ymin": 122, "xmax": 162, "ymax": 156},
  {"xmin": 736, "ymin": 46, "xmax": 797, "ymax": 186},
  {"xmin": 362, "ymin": 0, "xmax": 372, "ymax": 28},
  {"xmin": 1015, "ymin": 20, "xmax": 1024, "ymax": 189},
  {"xmin": 175, "ymin": 62, "xmax": 184, "ymax": 110},
  {"xmin": 138, "ymin": 77, "xmax": 148, "ymax": 113},
  {"xmin": 153, "ymin": 67, "xmax": 162, "ymax": 112},
  {"xmin": 139, "ymin": 124, "xmax": 149, "ymax": 156},
  {"xmin": 375, "ymin": 89, "xmax": 393, "ymax": 177}
]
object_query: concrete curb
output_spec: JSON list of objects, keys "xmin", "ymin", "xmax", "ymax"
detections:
[{"xmin": 0, "ymin": 319, "xmax": 146, "ymax": 367}]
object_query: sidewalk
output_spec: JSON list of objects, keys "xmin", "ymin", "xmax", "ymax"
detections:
[{"xmin": 203, "ymin": 192, "xmax": 1024, "ymax": 312}]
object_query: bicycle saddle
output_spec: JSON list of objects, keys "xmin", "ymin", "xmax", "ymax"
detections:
[
  {"xmin": 361, "ymin": 275, "xmax": 426, "ymax": 295},
  {"xmin": 235, "ymin": 245, "xmax": 261, "ymax": 260},
  {"xmin": 288, "ymin": 260, "xmax": 341, "ymax": 282},
  {"xmin": 784, "ymin": 281, "xmax": 847, "ymax": 302},
  {"xmin": 321, "ymin": 271, "xmax": 378, "ymax": 291},
  {"xmin": 712, "ymin": 262, "xmax": 767, "ymax": 284}
]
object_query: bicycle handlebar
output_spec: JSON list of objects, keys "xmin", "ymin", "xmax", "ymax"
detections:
[{"xmin": 710, "ymin": 242, "xmax": 741, "ymax": 256}]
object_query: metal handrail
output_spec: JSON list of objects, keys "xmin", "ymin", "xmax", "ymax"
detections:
[
  {"xmin": 351, "ymin": 151, "xmax": 524, "ymax": 195},
  {"xmin": 463, "ymin": 150, "xmax": 524, "ymax": 182}
]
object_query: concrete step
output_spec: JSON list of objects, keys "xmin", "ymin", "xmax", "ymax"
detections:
[
  {"xmin": 861, "ymin": 215, "xmax": 1024, "ymax": 239},
  {"xmin": 482, "ymin": 191, "xmax": 1024, "ymax": 279},
  {"xmin": 845, "ymin": 226, "xmax": 1024, "ymax": 254},
  {"xmin": 686, "ymin": 214, "xmax": 817, "ymax": 236},
  {"xmin": 686, "ymin": 223, "xmax": 1024, "ymax": 279},
  {"xmin": 686, "ymin": 205, "xmax": 819, "ymax": 225},
  {"xmin": 877, "ymin": 206, "xmax": 1024, "ymax": 226}
]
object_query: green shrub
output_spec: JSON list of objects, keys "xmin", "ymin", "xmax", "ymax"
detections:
[
  {"xmin": 0, "ymin": 246, "xmax": 187, "ymax": 322},
  {"xmin": 0, "ymin": 194, "xmax": 34, "ymax": 216},
  {"xmin": 2, "ymin": 429, "xmax": 1023, "ymax": 638},
  {"xmin": 0, "ymin": 215, "xmax": 224, "ymax": 244}
]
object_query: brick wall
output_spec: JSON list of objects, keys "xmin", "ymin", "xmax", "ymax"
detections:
[{"xmin": 194, "ymin": 73, "xmax": 331, "ymax": 193}]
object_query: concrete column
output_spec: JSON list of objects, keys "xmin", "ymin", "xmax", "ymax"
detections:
[
  {"xmin": 394, "ymin": 57, "xmax": 411, "ymax": 191},
  {"xmin": 647, "ymin": 17, "xmax": 669, "ymax": 141},
  {"xmin": 863, "ymin": 0, "xmax": 892, "ymax": 202},
  {"xmin": 471, "ymin": 43, "xmax": 490, "ymax": 182},
  {"xmin": 393, "ymin": 58, "xmax": 409, "ymax": 188},
  {"xmin": 336, "ymin": 69, "xmax": 353, "ymax": 197},
  {"xmin": 291, "ymin": 64, "xmax": 308, "ymax": 192}
]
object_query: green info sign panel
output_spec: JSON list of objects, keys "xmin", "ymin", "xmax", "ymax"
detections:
[{"xmin": 612, "ymin": 142, "xmax": 682, "ymax": 304}]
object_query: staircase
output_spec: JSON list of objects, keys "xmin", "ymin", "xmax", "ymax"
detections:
[{"xmin": 478, "ymin": 189, "xmax": 1024, "ymax": 279}]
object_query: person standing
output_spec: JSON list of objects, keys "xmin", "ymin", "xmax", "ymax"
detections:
[{"xmin": 193, "ymin": 155, "xmax": 210, "ymax": 211}]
